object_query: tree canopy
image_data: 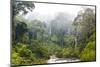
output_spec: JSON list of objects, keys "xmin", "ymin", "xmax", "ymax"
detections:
[{"xmin": 12, "ymin": 2, "xmax": 96, "ymax": 66}]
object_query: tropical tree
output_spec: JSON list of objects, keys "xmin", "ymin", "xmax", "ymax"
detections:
[{"xmin": 12, "ymin": 0, "xmax": 35, "ymax": 44}]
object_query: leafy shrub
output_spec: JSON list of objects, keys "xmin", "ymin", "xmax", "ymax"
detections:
[
  {"xmin": 12, "ymin": 51, "xmax": 23, "ymax": 65},
  {"xmin": 29, "ymin": 41, "xmax": 61, "ymax": 59},
  {"xmin": 72, "ymin": 47, "xmax": 80, "ymax": 58},
  {"xmin": 12, "ymin": 43, "xmax": 40, "ymax": 65},
  {"xmin": 56, "ymin": 47, "xmax": 74, "ymax": 58},
  {"xmin": 33, "ymin": 58, "xmax": 47, "ymax": 64},
  {"xmin": 80, "ymin": 41, "xmax": 96, "ymax": 61}
]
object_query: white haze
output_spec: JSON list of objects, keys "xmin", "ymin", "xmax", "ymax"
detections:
[{"xmin": 24, "ymin": 3, "xmax": 95, "ymax": 23}]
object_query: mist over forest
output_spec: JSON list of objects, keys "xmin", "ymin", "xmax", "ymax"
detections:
[{"xmin": 12, "ymin": 1, "xmax": 96, "ymax": 66}]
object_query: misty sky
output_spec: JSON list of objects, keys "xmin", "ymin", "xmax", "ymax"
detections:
[{"xmin": 24, "ymin": 2, "xmax": 95, "ymax": 23}]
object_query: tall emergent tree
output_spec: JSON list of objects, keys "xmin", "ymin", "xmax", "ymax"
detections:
[
  {"xmin": 73, "ymin": 8, "xmax": 96, "ymax": 51},
  {"xmin": 12, "ymin": 0, "xmax": 35, "ymax": 45}
]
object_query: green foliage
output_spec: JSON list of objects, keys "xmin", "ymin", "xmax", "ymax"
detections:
[
  {"xmin": 51, "ymin": 35, "xmax": 58, "ymax": 42},
  {"xmin": 15, "ymin": 22, "xmax": 28, "ymax": 44},
  {"xmin": 22, "ymin": 33, "xmax": 29, "ymax": 43},
  {"xmin": 12, "ymin": 43, "xmax": 31, "ymax": 65},
  {"xmin": 12, "ymin": 0, "xmax": 35, "ymax": 46},
  {"xmin": 73, "ymin": 8, "xmax": 96, "ymax": 51},
  {"xmin": 88, "ymin": 32, "xmax": 96, "ymax": 42},
  {"xmin": 56, "ymin": 47, "xmax": 73, "ymax": 58},
  {"xmin": 12, "ymin": 50, "xmax": 23, "ymax": 65},
  {"xmin": 29, "ymin": 40, "xmax": 61, "ymax": 59},
  {"xmin": 12, "ymin": 43, "xmax": 48, "ymax": 65},
  {"xmin": 80, "ymin": 41, "xmax": 96, "ymax": 61},
  {"xmin": 80, "ymin": 32, "xmax": 96, "ymax": 61},
  {"xmin": 73, "ymin": 8, "xmax": 96, "ymax": 61},
  {"xmin": 73, "ymin": 47, "xmax": 80, "ymax": 58},
  {"xmin": 49, "ymin": 42, "xmax": 62, "ymax": 55},
  {"xmin": 12, "ymin": 6, "xmax": 96, "ymax": 65},
  {"xmin": 64, "ymin": 35, "xmax": 75, "ymax": 47}
]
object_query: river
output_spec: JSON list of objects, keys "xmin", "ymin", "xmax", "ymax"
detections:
[{"xmin": 47, "ymin": 55, "xmax": 80, "ymax": 63}]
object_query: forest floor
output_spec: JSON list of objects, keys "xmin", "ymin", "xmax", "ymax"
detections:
[{"xmin": 47, "ymin": 55, "xmax": 80, "ymax": 63}]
